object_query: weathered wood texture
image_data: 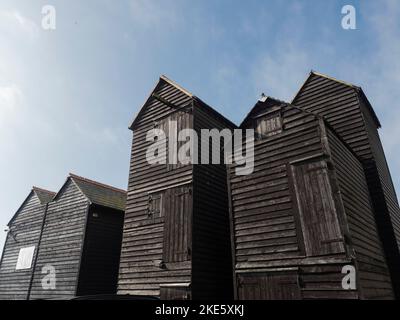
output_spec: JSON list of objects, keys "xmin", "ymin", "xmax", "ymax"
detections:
[
  {"xmin": 29, "ymin": 179, "xmax": 89, "ymax": 299},
  {"xmin": 232, "ymin": 101, "xmax": 328, "ymax": 271},
  {"xmin": 293, "ymin": 72, "xmax": 400, "ymax": 297},
  {"xmin": 238, "ymin": 271, "xmax": 301, "ymax": 300},
  {"xmin": 192, "ymin": 103, "xmax": 234, "ymax": 300},
  {"xmin": 0, "ymin": 189, "xmax": 54, "ymax": 300},
  {"xmin": 76, "ymin": 205, "xmax": 124, "ymax": 295},
  {"xmin": 229, "ymin": 97, "xmax": 393, "ymax": 299},
  {"xmin": 118, "ymin": 76, "xmax": 234, "ymax": 299},
  {"xmin": 118, "ymin": 79, "xmax": 193, "ymax": 297},
  {"xmin": 28, "ymin": 176, "xmax": 125, "ymax": 299},
  {"xmin": 326, "ymin": 127, "xmax": 393, "ymax": 299}
]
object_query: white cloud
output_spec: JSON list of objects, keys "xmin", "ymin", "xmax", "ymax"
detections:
[
  {"xmin": 0, "ymin": 10, "xmax": 39, "ymax": 40},
  {"xmin": 0, "ymin": 84, "xmax": 22, "ymax": 130},
  {"xmin": 0, "ymin": 84, "xmax": 22, "ymax": 111},
  {"xmin": 252, "ymin": 45, "xmax": 311, "ymax": 101}
]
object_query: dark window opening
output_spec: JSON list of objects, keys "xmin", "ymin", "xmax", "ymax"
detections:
[{"xmin": 255, "ymin": 111, "xmax": 283, "ymax": 139}]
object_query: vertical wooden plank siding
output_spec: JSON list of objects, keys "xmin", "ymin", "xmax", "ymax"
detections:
[
  {"xmin": 162, "ymin": 186, "xmax": 192, "ymax": 263},
  {"xmin": 29, "ymin": 180, "xmax": 89, "ymax": 299},
  {"xmin": 291, "ymin": 160, "xmax": 345, "ymax": 256},
  {"xmin": 0, "ymin": 193, "xmax": 47, "ymax": 300},
  {"xmin": 191, "ymin": 103, "xmax": 234, "ymax": 300},
  {"xmin": 76, "ymin": 206, "xmax": 124, "ymax": 295},
  {"xmin": 230, "ymin": 103, "xmax": 354, "ymax": 299},
  {"xmin": 293, "ymin": 72, "xmax": 400, "ymax": 297},
  {"xmin": 120, "ymin": 77, "xmax": 235, "ymax": 299},
  {"xmin": 230, "ymin": 97, "xmax": 394, "ymax": 299},
  {"xmin": 326, "ymin": 126, "xmax": 394, "ymax": 299},
  {"xmin": 231, "ymin": 105, "xmax": 327, "ymax": 272},
  {"xmin": 118, "ymin": 79, "xmax": 193, "ymax": 297}
]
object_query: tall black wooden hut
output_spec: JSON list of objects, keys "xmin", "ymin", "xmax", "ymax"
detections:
[
  {"xmin": 292, "ymin": 71, "xmax": 400, "ymax": 298},
  {"xmin": 28, "ymin": 174, "xmax": 126, "ymax": 299},
  {"xmin": 228, "ymin": 96, "xmax": 393, "ymax": 299},
  {"xmin": 118, "ymin": 75, "xmax": 235, "ymax": 299},
  {"xmin": 0, "ymin": 187, "xmax": 55, "ymax": 300}
]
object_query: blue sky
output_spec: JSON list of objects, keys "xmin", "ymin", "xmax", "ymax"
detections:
[{"xmin": 0, "ymin": 0, "xmax": 399, "ymax": 253}]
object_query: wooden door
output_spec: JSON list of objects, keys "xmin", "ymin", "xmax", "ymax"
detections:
[
  {"xmin": 291, "ymin": 159, "xmax": 345, "ymax": 256},
  {"xmin": 238, "ymin": 273, "xmax": 301, "ymax": 300},
  {"xmin": 163, "ymin": 185, "xmax": 192, "ymax": 263}
]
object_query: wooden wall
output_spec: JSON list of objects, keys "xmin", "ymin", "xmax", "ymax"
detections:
[
  {"xmin": 118, "ymin": 79, "xmax": 193, "ymax": 297},
  {"xmin": 230, "ymin": 103, "xmax": 352, "ymax": 299},
  {"xmin": 293, "ymin": 72, "xmax": 400, "ymax": 297},
  {"xmin": 120, "ymin": 77, "xmax": 235, "ymax": 299},
  {"xmin": 29, "ymin": 180, "xmax": 89, "ymax": 299},
  {"xmin": 229, "ymin": 99, "xmax": 394, "ymax": 299},
  {"xmin": 231, "ymin": 105, "xmax": 328, "ymax": 271},
  {"xmin": 191, "ymin": 102, "xmax": 234, "ymax": 300},
  {"xmin": 326, "ymin": 126, "xmax": 393, "ymax": 299},
  {"xmin": 359, "ymin": 100, "xmax": 400, "ymax": 296},
  {"xmin": 0, "ymin": 192, "xmax": 47, "ymax": 300},
  {"xmin": 76, "ymin": 205, "xmax": 124, "ymax": 295}
]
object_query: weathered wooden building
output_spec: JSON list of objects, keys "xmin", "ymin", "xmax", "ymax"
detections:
[
  {"xmin": 28, "ymin": 174, "xmax": 126, "ymax": 299},
  {"xmin": 228, "ymin": 96, "xmax": 394, "ymax": 299},
  {"xmin": 0, "ymin": 187, "xmax": 55, "ymax": 300},
  {"xmin": 292, "ymin": 71, "xmax": 400, "ymax": 298},
  {"xmin": 118, "ymin": 75, "xmax": 234, "ymax": 299}
]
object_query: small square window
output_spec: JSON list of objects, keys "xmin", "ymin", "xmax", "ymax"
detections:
[
  {"xmin": 255, "ymin": 112, "xmax": 282, "ymax": 139},
  {"xmin": 16, "ymin": 246, "xmax": 35, "ymax": 270}
]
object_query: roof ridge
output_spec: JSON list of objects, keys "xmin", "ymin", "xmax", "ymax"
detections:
[
  {"xmin": 311, "ymin": 70, "xmax": 361, "ymax": 89},
  {"xmin": 160, "ymin": 75, "xmax": 236, "ymax": 128},
  {"xmin": 292, "ymin": 71, "xmax": 381, "ymax": 129},
  {"xmin": 69, "ymin": 173, "xmax": 127, "ymax": 194},
  {"xmin": 160, "ymin": 75, "xmax": 194, "ymax": 98},
  {"xmin": 32, "ymin": 186, "xmax": 56, "ymax": 195}
]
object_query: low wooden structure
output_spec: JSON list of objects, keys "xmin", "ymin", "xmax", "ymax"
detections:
[
  {"xmin": 292, "ymin": 71, "xmax": 400, "ymax": 298},
  {"xmin": 28, "ymin": 174, "xmax": 126, "ymax": 299},
  {"xmin": 118, "ymin": 75, "xmax": 235, "ymax": 299},
  {"xmin": 0, "ymin": 187, "xmax": 55, "ymax": 300},
  {"xmin": 228, "ymin": 96, "xmax": 394, "ymax": 299}
]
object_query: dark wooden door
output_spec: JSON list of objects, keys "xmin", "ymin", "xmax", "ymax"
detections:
[
  {"xmin": 291, "ymin": 160, "xmax": 345, "ymax": 256},
  {"xmin": 238, "ymin": 273, "xmax": 301, "ymax": 300},
  {"xmin": 163, "ymin": 185, "xmax": 192, "ymax": 263}
]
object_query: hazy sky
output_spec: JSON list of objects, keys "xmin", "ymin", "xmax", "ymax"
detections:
[{"xmin": 0, "ymin": 0, "xmax": 399, "ymax": 254}]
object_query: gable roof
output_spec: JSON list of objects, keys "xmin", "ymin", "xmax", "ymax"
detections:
[
  {"xmin": 292, "ymin": 71, "xmax": 381, "ymax": 128},
  {"xmin": 32, "ymin": 187, "xmax": 56, "ymax": 204},
  {"xmin": 240, "ymin": 96, "xmax": 288, "ymax": 127},
  {"xmin": 7, "ymin": 187, "xmax": 55, "ymax": 226},
  {"xmin": 129, "ymin": 75, "xmax": 236, "ymax": 130},
  {"xmin": 53, "ymin": 174, "xmax": 126, "ymax": 212}
]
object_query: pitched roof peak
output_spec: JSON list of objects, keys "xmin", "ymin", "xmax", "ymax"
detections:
[
  {"xmin": 69, "ymin": 173, "xmax": 126, "ymax": 194},
  {"xmin": 32, "ymin": 186, "xmax": 56, "ymax": 204},
  {"xmin": 160, "ymin": 75, "xmax": 194, "ymax": 98},
  {"xmin": 293, "ymin": 71, "xmax": 381, "ymax": 128},
  {"xmin": 32, "ymin": 186, "xmax": 55, "ymax": 195},
  {"xmin": 310, "ymin": 70, "xmax": 361, "ymax": 89}
]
